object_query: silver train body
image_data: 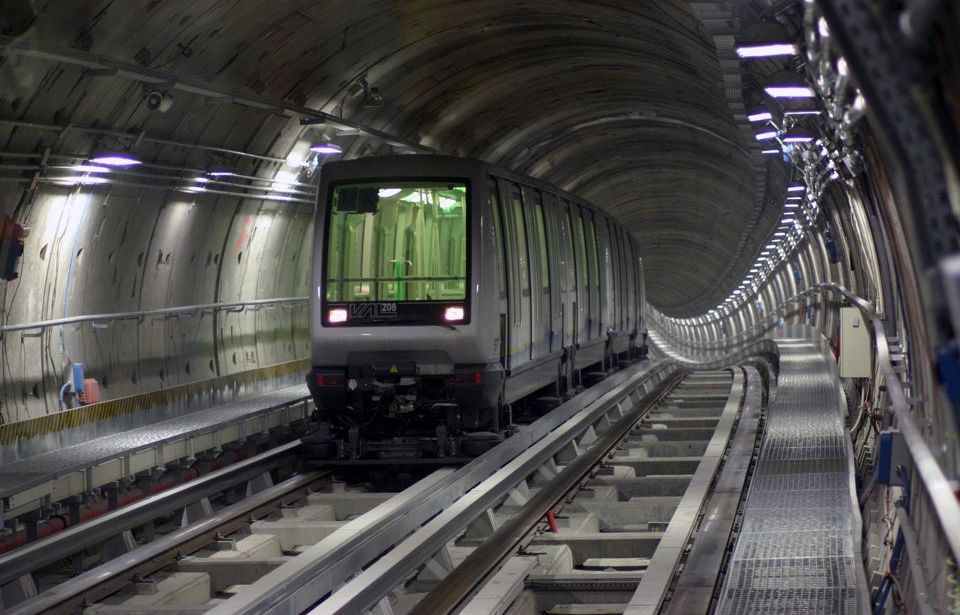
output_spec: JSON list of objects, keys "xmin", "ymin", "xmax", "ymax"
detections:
[{"xmin": 306, "ymin": 155, "xmax": 646, "ymax": 459}]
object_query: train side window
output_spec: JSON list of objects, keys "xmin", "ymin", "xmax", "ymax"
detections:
[
  {"xmin": 489, "ymin": 180, "xmax": 507, "ymax": 300},
  {"xmin": 509, "ymin": 187, "xmax": 530, "ymax": 295}
]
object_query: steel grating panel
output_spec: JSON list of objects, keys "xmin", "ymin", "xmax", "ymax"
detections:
[
  {"xmin": 0, "ymin": 385, "xmax": 309, "ymax": 499},
  {"xmin": 717, "ymin": 340, "xmax": 863, "ymax": 614}
]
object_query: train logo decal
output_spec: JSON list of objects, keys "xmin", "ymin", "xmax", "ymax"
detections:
[{"xmin": 350, "ymin": 302, "xmax": 398, "ymax": 319}]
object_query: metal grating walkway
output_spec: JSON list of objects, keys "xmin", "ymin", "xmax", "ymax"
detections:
[
  {"xmin": 717, "ymin": 339, "xmax": 866, "ymax": 614},
  {"xmin": 0, "ymin": 385, "xmax": 309, "ymax": 501}
]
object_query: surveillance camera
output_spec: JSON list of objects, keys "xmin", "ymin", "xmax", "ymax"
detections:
[{"xmin": 145, "ymin": 91, "xmax": 173, "ymax": 112}]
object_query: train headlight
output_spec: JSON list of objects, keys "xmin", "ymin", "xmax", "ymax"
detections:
[
  {"xmin": 328, "ymin": 308, "xmax": 348, "ymax": 324},
  {"xmin": 444, "ymin": 306, "xmax": 465, "ymax": 322}
]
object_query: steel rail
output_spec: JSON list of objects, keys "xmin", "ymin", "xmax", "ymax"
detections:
[
  {"xmin": 654, "ymin": 282, "xmax": 960, "ymax": 564},
  {"xmin": 0, "ymin": 440, "xmax": 301, "ymax": 586},
  {"xmin": 212, "ymin": 360, "xmax": 678, "ymax": 615},
  {"xmin": 9, "ymin": 471, "xmax": 329, "ymax": 615},
  {"xmin": 0, "ymin": 296, "xmax": 307, "ymax": 334},
  {"xmin": 406, "ymin": 370, "xmax": 687, "ymax": 615}
]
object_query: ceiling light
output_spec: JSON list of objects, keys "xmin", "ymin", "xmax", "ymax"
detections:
[
  {"xmin": 761, "ymin": 149, "xmax": 781, "ymax": 155},
  {"xmin": 774, "ymin": 232, "xmax": 786, "ymax": 236},
  {"xmin": 786, "ymin": 196, "xmax": 803, "ymax": 201},
  {"xmin": 70, "ymin": 164, "xmax": 109, "ymax": 173},
  {"xmin": 737, "ymin": 43, "xmax": 798, "ymax": 58},
  {"xmin": 54, "ymin": 175, "xmax": 109, "ymax": 185},
  {"xmin": 782, "ymin": 129, "xmax": 814, "ymax": 143},
  {"xmin": 747, "ymin": 105, "xmax": 773, "ymax": 122},
  {"xmin": 378, "ymin": 188, "xmax": 402, "ymax": 198},
  {"xmin": 89, "ymin": 153, "xmax": 141, "ymax": 167},
  {"xmin": 207, "ymin": 168, "xmax": 235, "ymax": 177},
  {"xmin": 735, "ymin": 22, "xmax": 798, "ymax": 58},
  {"xmin": 755, "ymin": 130, "xmax": 778, "ymax": 140},
  {"xmin": 310, "ymin": 143, "xmax": 343, "ymax": 155},
  {"xmin": 787, "ymin": 184, "xmax": 804, "ymax": 192},
  {"xmin": 764, "ymin": 70, "xmax": 814, "ymax": 98},
  {"xmin": 784, "ymin": 110, "xmax": 821, "ymax": 117}
]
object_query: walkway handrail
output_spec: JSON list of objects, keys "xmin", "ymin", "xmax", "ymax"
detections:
[
  {"xmin": 651, "ymin": 282, "xmax": 960, "ymax": 565},
  {"xmin": 648, "ymin": 283, "xmax": 848, "ymax": 350},
  {"xmin": 0, "ymin": 296, "xmax": 309, "ymax": 335}
]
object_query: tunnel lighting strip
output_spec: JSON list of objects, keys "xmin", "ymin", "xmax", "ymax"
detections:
[{"xmin": 0, "ymin": 297, "xmax": 308, "ymax": 335}]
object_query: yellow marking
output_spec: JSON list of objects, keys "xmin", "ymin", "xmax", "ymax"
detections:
[{"xmin": 0, "ymin": 359, "xmax": 310, "ymax": 446}]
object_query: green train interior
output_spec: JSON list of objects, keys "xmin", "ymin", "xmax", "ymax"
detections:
[{"xmin": 325, "ymin": 181, "xmax": 468, "ymax": 302}]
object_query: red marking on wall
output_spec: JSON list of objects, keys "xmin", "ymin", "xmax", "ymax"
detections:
[{"xmin": 233, "ymin": 216, "xmax": 253, "ymax": 254}]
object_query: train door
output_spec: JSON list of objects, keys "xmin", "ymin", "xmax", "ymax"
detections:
[
  {"xmin": 594, "ymin": 214, "xmax": 615, "ymax": 335},
  {"xmin": 622, "ymin": 229, "xmax": 636, "ymax": 334},
  {"xmin": 521, "ymin": 186, "xmax": 550, "ymax": 359},
  {"xmin": 488, "ymin": 179, "xmax": 509, "ymax": 366},
  {"xmin": 569, "ymin": 203, "xmax": 588, "ymax": 346},
  {"xmin": 554, "ymin": 198, "xmax": 576, "ymax": 349},
  {"xmin": 582, "ymin": 209, "xmax": 602, "ymax": 338},
  {"xmin": 540, "ymin": 193, "xmax": 564, "ymax": 353},
  {"xmin": 498, "ymin": 180, "xmax": 532, "ymax": 367}
]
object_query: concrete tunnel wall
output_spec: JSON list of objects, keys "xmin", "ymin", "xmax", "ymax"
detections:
[{"xmin": 0, "ymin": 179, "xmax": 313, "ymax": 423}]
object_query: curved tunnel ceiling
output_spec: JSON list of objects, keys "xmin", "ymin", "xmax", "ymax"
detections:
[{"xmin": 1, "ymin": 0, "xmax": 778, "ymax": 315}]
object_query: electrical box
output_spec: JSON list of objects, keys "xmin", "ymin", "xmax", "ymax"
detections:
[
  {"xmin": 840, "ymin": 307, "xmax": 872, "ymax": 377},
  {"xmin": 875, "ymin": 429, "xmax": 909, "ymax": 486}
]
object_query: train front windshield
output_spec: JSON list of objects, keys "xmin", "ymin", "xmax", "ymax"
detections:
[{"xmin": 325, "ymin": 181, "xmax": 468, "ymax": 303}]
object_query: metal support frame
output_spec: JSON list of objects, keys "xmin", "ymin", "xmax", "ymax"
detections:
[
  {"xmin": 8, "ymin": 471, "xmax": 326, "ymax": 615},
  {"xmin": 0, "ymin": 440, "xmax": 300, "ymax": 586}
]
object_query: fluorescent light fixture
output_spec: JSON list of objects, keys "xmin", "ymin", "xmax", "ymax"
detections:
[
  {"xmin": 378, "ymin": 188, "xmax": 402, "ymax": 198},
  {"xmin": 786, "ymin": 196, "xmax": 803, "ymax": 201},
  {"xmin": 737, "ymin": 43, "xmax": 798, "ymax": 58},
  {"xmin": 774, "ymin": 232, "xmax": 786, "ymax": 236},
  {"xmin": 310, "ymin": 143, "xmax": 342, "ymax": 155},
  {"xmin": 736, "ymin": 22, "xmax": 798, "ymax": 58},
  {"xmin": 55, "ymin": 175, "xmax": 109, "ymax": 185},
  {"xmin": 755, "ymin": 130, "xmax": 778, "ymax": 140},
  {"xmin": 444, "ymin": 306, "xmax": 465, "ymax": 321},
  {"xmin": 764, "ymin": 70, "xmax": 814, "ymax": 98},
  {"xmin": 765, "ymin": 85, "xmax": 814, "ymax": 98},
  {"xmin": 89, "ymin": 153, "xmax": 141, "ymax": 167},
  {"xmin": 747, "ymin": 110, "xmax": 773, "ymax": 122},
  {"xmin": 784, "ymin": 110, "xmax": 821, "ymax": 116},
  {"xmin": 761, "ymin": 149, "xmax": 781, "ymax": 154},
  {"xmin": 70, "ymin": 164, "xmax": 109, "ymax": 173},
  {"xmin": 208, "ymin": 169, "xmax": 235, "ymax": 177},
  {"xmin": 787, "ymin": 184, "xmax": 805, "ymax": 192},
  {"xmin": 783, "ymin": 130, "xmax": 814, "ymax": 143},
  {"xmin": 328, "ymin": 308, "xmax": 348, "ymax": 324}
]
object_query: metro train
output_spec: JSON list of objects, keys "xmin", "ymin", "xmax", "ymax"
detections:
[{"xmin": 303, "ymin": 155, "xmax": 647, "ymax": 460}]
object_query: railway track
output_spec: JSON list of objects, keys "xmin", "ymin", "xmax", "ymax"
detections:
[{"xmin": 5, "ymin": 360, "xmax": 765, "ymax": 615}]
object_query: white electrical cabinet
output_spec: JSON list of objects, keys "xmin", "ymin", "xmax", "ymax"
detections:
[{"xmin": 840, "ymin": 307, "xmax": 872, "ymax": 378}]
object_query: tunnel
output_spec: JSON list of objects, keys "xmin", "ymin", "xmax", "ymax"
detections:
[{"xmin": 0, "ymin": 1, "xmax": 959, "ymax": 614}]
